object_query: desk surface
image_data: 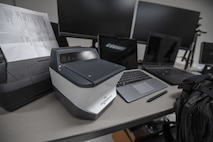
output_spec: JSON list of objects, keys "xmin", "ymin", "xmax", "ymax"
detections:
[{"xmin": 0, "ymin": 73, "xmax": 181, "ymax": 142}]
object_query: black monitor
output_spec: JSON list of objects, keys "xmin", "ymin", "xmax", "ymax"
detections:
[
  {"xmin": 57, "ymin": 0, "xmax": 136, "ymax": 40},
  {"xmin": 133, "ymin": 1, "xmax": 200, "ymax": 49},
  {"xmin": 199, "ymin": 42, "xmax": 213, "ymax": 65},
  {"xmin": 98, "ymin": 34, "xmax": 138, "ymax": 69},
  {"xmin": 50, "ymin": 22, "xmax": 68, "ymax": 47}
]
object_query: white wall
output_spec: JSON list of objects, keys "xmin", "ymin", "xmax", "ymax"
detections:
[{"xmin": 14, "ymin": 0, "xmax": 213, "ymax": 66}]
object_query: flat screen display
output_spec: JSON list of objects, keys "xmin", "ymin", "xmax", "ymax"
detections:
[
  {"xmin": 143, "ymin": 32, "xmax": 181, "ymax": 65},
  {"xmin": 98, "ymin": 35, "xmax": 138, "ymax": 69},
  {"xmin": 57, "ymin": 0, "xmax": 136, "ymax": 39},
  {"xmin": 133, "ymin": 1, "xmax": 200, "ymax": 49},
  {"xmin": 199, "ymin": 42, "xmax": 213, "ymax": 65}
]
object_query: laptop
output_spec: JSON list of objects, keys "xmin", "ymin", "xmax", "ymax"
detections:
[
  {"xmin": 199, "ymin": 42, "xmax": 213, "ymax": 73},
  {"xmin": 142, "ymin": 32, "xmax": 194, "ymax": 85},
  {"xmin": 98, "ymin": 34, "xmax": 138, "ymax": 69},
  {"xmin": 199, "ymin": 42, "xmax": 213, "ymax": 65},
  {"xmin": 98, "ymin": 34, "xmax": 167, "ymax": 103}
]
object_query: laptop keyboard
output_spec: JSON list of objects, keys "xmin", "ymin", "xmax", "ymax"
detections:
[
  {"xmin": 148, "ymin": 68, "xmax": 186, "ymax": 75},
  {"xmin": 145, "ymin": 67, "xmax": 194, "ymax": 85},
  {"xmin": 117, "ymin": 70, "xmax": 151, "ymax": 87}
]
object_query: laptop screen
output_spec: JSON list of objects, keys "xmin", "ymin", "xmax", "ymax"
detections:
[
  {"xmin": 98, "ymin": 34, "xmax": 138, "ymax": 69},
  {"xmin": 143, "ymin": 33, "xmax": 181, "ymax": 66},
  {"xmin": 199, "ymin": 42, "xmax": 213, "ymax": 65}
]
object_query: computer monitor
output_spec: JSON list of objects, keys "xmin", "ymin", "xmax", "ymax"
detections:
[
  {"xmin": 51, "ymin": 22, "xmax": 68, "ymax": 47},
  {"xmin": 143, "ymin": 32, "xmax": 181, "ymax": 65},
  {"xmin": 199, "ymin": 42, "xmax": 213, "ymax": 65},
  {"xmin": 57, "ymin": 0, "xmax": 136, "ymax": 40},
  {"xmin": 98, "ymin": 34, "xmax": 138, "ymax": 69},
  {"xmin": 133, "ymin": 1, "xmax": 200, "ymax": 49}
]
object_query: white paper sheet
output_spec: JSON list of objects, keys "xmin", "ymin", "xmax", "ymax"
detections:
[{"xmin": 0, "ymin": 3, "xmax": 59, "ymax": 62}]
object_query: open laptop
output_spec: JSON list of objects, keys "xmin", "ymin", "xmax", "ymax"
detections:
[
  {"xmin": 98, "ymin": 34, "xmax": 167, "ymax": 103},
  {"xmin": 142, "ymin": 32, "xmax": 194, "ymax": 85},
  {"xmin": 199, "ymin": 42, "xmax": 213, "ymax": 73},
  {"xmin": 98, "ymin": 34, "xmax": 138, "ymax": 69},
  {"xmin": 199, "ymin": 42, "xmax": 213, "ymax": 65}
]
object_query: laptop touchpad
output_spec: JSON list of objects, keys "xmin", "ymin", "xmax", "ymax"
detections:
[
  {"xmin": 133, "ymin": 82, "xmax": 154, "ymax": 94},
  {"xmin": 117, "ymin": 78, "xmax": 167, "ymax": 103}
]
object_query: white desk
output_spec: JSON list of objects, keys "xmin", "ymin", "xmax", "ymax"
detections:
[{"xmin": 0, "ymin": 75, "xmax": 181, "ymax": 142}]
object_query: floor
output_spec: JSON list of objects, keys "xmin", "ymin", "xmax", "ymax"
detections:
[
  {"xmin": 84, "ymin": 132, "xmax": 174, "ymax": 142},
  {"xmin": 84, "ymin": 121, "xmax": 176, "ymax": 142},
  {"xmin": 84, "ymin": 130, "xmax": 175, "ymax": 142},
  {"xmin": 135, "ymin": 126, "xmax": 176, "ymax": 142},
  {"xmin": 85, "ymin": 134, "xmax": 114, "ymax": 142}
]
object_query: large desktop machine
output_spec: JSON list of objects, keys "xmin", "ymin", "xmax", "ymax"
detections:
[
  {"xmin": 49, "ymin": 47, "xmax": 125, "ymax": 120},
  {"xmin": 0, "ymin": 53, "xmax": 52, "ymax": 111},
  {"xmin": 0, "ymin": 3, "xmax": 58, "ymax": 111}
]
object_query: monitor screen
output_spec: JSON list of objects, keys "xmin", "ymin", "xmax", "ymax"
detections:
[
  {"xmin": 98, "ymin": 34, "xmax": 138, "ymax": 69},
  {"xmin": 51, "ymin": 22, "xmax": 69, "ymax": 47},
  {"xmin": 133, "ymin": 1, "xmax": 200, "ymax": 49},
  {"xmin": 143, "ymin": 32, "xmax": 181, "ymax": 65},
  {"xmin": 199, "ymin": 42, "xmax": 213, "ymax": 65},
  {"xmin": 57, "ymin": 0, "xmax": 136, "ymax": 39}
]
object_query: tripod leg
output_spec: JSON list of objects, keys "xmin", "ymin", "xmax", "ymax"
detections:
[
  {"xmin": 181, "ymin": 49, "xmax": 188, "ymax": 61},
  {"xmin": 184, "ymin": 50, "xmax": 192, "ymax": 70}
]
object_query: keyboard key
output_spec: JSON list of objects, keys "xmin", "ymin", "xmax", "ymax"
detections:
[{"xmin": 117, "ymin": 70, "xmax": 151, "ymax": 87}]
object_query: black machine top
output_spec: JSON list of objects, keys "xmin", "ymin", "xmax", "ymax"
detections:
[{"xmin": 50, "ymin": 47, "xmax": 125, "ymax": 88}]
